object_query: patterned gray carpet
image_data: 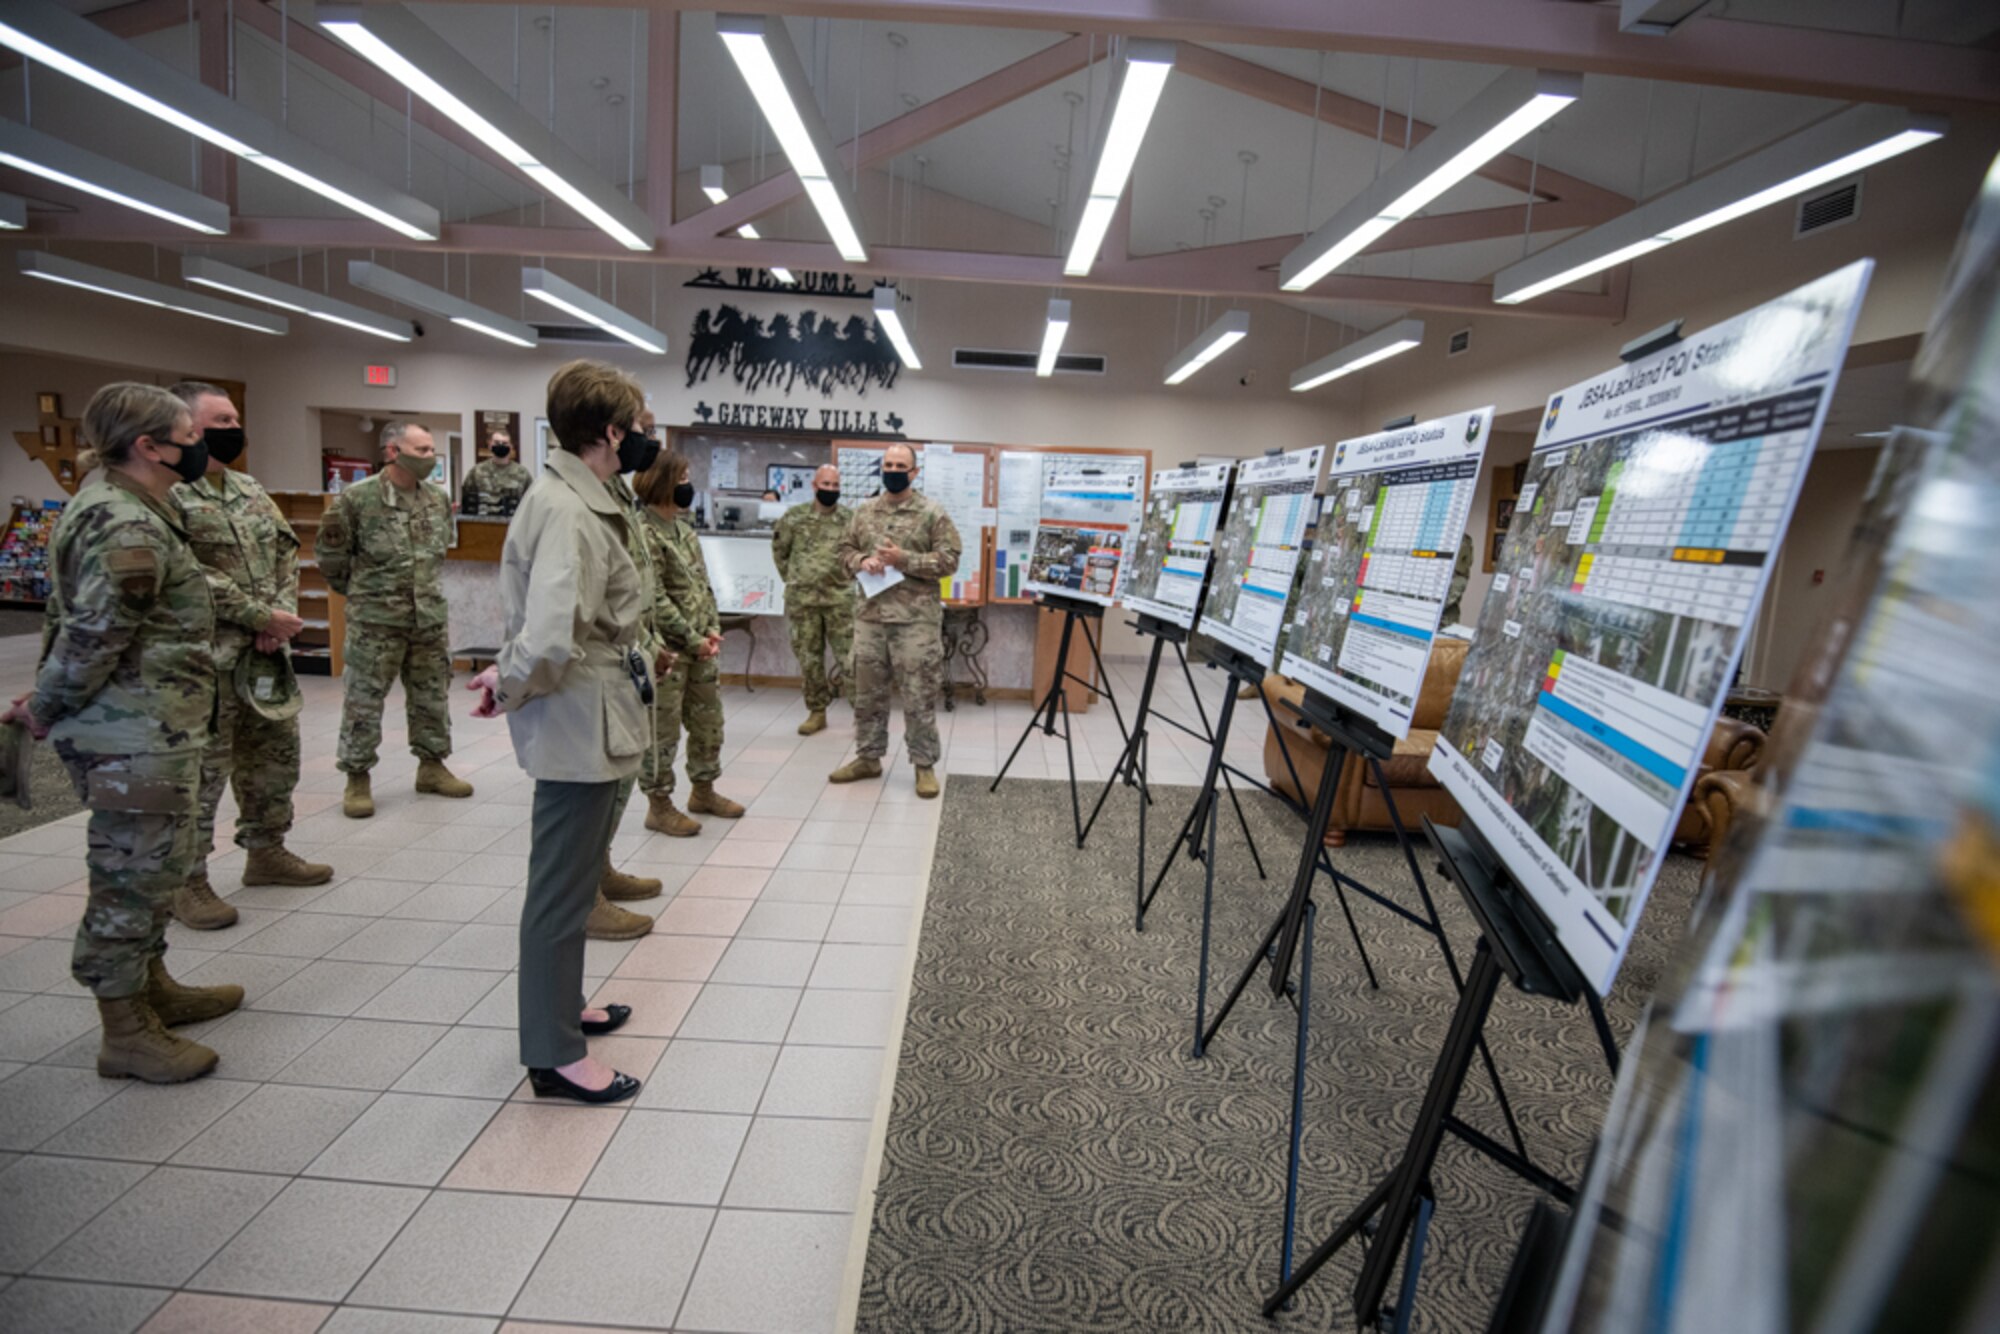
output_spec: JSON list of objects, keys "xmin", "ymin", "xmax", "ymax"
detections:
[{"xmin": 858, "ymin": 777, "xmax": 1698, "ymax": 1333}]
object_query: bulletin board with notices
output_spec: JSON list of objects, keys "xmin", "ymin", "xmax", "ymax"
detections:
[{"xmin": 832, "ymin": 441, "xmax": 995, "ymax": 606}]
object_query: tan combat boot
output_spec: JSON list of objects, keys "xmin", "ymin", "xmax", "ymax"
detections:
[
  {"xmin": 645, "ymin": 790, "xmax": 702, "ymax": 837},
  {"xmin": 242, "ymin": 844, "xmax": 334, "ymax": 887},
  {"xmin": 798, "ymin": 710, "xmax": 827, "ymax": 736},
  {"xmin": 96, "ymin": 995, "xmax": 219, "ymax": 1083},
  {"xmin": 415, "ymin": 759, "xmax": 474, "ymax": 798},
  {"xmin": 144, "ymin": 955, "xmax": 244, "ymax": 1026},
  {"xmin": 585, "ymin": 890, "xmax": 654, "ymax": 940},
  {"xmin": 828, "ymin": 757, "xmax": 883, "ymax": 784},
  {"xmin": 601, "ymin": 854, "xmax": 663, "ymax": 903},
  {"xmin": 914, "ymin": 767, "xmax": 941, "ymax": 800},
  {"xmin": 343, "ymin": 771, "xmax": 374, "ymax": 819},
  {"xmin": 687, "ymin": 783, "xmax": 744, "ymax": 819},
  {"xmin": 170, "ymin": 871, "xmax": 238, "ymax": 930}
]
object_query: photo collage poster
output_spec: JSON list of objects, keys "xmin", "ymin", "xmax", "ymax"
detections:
[
  {"xmin": 1196, "ymin": 445, "xmax": 1324, "ymax": 667},
  {"xmin": 1281, "ymin": 408, "xmax": 1491, "ymax": 736},
  {"xmin": 1118, "ymin": 463, "xmax": 1234, "ymax": 629},
  {"xmin": 1022, "ymin": 455, "xmax": 1147, "ymax": 605},
  {"xmin": 1432, "ymin": 261, "xmax": 1873, "ymax": 993}
]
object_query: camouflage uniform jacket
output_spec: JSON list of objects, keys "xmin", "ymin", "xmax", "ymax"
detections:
[
  {"xmin": 640, "ymin": 510, "xmax": 719, "ymax": 653},
  {"xmin": 315, "ymin": 470, "xmax": 450, "ymax": 633},
  {"xmin": 462, "ymin": 458, "xmax": 532, "ymax": 517},
  {"xmin": 31, "ymin": 469, "xmax": 216, "ymax": 755},
  {"xmin": 771, "ymin": 502, "xmax": 856, "ymax": 609},
  {"xmin": 173, "ymin": 468, "xmax": 300, "ymax": 672},
  {"xmin": 607, "ymin": 475, "xmax": 667, "ymax": 661},
  {"xmin": 839, "ymin": 491, "xmax": 961, "ymax": 625}
]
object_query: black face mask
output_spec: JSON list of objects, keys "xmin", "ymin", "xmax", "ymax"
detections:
[
  {"xmin": 672, "ymin": 482, "xmax": 696, "ymax": 509},
  {"xmin": 616, "ymin": 428, "xmax": 661, "ymax": 475},
  {"xmin": 203, "ymin": 427, "xmax": 245, "ymax": 466},
  {"xmin": 491, "ymin": 444, "xmax": 511, "ymax": 460},
  {"xmin": 815, "ymin": 488, "xmax": 841, "ymax": 508},
  {"xmin": 880, "ymin": 469, "xmax": 912, "ymax": 495},
  {"xmin": 162, "ymin": 437, "xmax": 209, "ymax": 484}
]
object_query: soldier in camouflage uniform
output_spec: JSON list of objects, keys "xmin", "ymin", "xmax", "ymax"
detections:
[
  {"xmin": 631, "ymin": 447, "xmax": 744, "ymax": 834},
  {"xmin": 316, "ymin": 422, "xmax": 474, "ymax": 817},
  {"xmin": 2, "ymin": 383, "xmax": 245, "ymax": 1084},
  {"xmin": 169, "ymin": 382, "xmax": 331, "ymax": 931},
  {"xmin": 460, "ymin": 431, "xmax": 533, "ymax": 518},
  {"xmin": 832, "ymin": 443, "xmax": 961, "ymax": 799},
  {"xmin": 771, "ymin": 463, "xmax": 855, "ymax": 737}
]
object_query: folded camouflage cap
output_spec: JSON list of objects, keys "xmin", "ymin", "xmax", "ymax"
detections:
[{"xmin": 235, "ymin": 647, "xmax": 303, "ymax": 722}]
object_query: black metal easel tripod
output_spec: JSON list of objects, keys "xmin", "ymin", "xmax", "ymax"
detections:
[
  {"xmin": 1261, "ymin": 817, "xmax": 1619, "ymax": 1333},
  {"xmin": 989, "ymin": 593, "xmax": 1132, "ymax": 846},
  {"xmin": 1078, "ymin": 613, "xmax": 1267, "ymax": 929}
]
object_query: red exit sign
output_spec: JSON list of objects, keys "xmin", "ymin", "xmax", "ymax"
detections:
[{"xmin": 363, "ymin": 364, "xmax": 397, "ymax": 387}]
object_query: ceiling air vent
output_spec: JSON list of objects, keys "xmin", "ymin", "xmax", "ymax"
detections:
[
  {"xmin": 953, "ymin": 347, "xmax": 1106, "ymax": 375},
  {"xmin": 1447, "ymin": 328, "xmax": 1471, "ymax": 358},
  {"xmin": 530, "ymin": 322, "xmax": 623, "ymax": 346},
  {"xmin": 1796, "ymin": 179, "xmax": 1861, "ymax": 239}
]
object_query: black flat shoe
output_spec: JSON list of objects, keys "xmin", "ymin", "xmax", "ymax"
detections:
[
  {"xmin": 527, "ymin": 1067, "xmax": 641, "ymax": 1104},
  {"xmin": 580, "ymin": 1004, "xmax": 631, "ymax": 1036}
]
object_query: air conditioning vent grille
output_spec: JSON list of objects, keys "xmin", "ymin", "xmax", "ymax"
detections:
[
  {"xmin": 531, "ymin": 323, "xmax": 623, "ymax": 346},
  {"xmin": 954, "ymin": 348, "xmax": 1106, "ymax": 374},
  {"xmin": 1447, "ymin": 328, "xmax": 1471, "ymax": 357},
  {"xmin": 1796, "ymin": 180, "xmax": 1861, "ymax": 238}
]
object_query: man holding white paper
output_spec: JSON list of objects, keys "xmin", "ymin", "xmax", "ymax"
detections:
[{"xmin": 831, "ymin": 443, "xmax": 962, "ymax": 798}]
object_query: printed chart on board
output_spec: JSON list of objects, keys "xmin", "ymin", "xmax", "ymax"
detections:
[
  {"xmin": 699, "ymin": 533, "xmax": 785, "ymax": 616},
  {"xmin": 834, "ymin": 443, "xmax": 988, "ymax": 601},
  {"xmin": 1022, "ymin": 456, "xmax": 1147, "ymax": 604},
  {"xmin": 1197, "ymin": 445, "xmax": 1324, "ymax": 666},
  {"xmin": 1120, "ymin": 463, "xmax": 1233, "ymax": 629},
  {"xmin": 1282, "ymin": 408, "xmax": 1491, "ymax": 736},
  {"xmin": 1431, "ymin": 260, "xmax": 1874, "ymax": 994}
]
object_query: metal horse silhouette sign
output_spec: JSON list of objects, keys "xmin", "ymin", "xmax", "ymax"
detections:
[{"xmin": 685, "ymin": 304, "xmax": 903, "ymax": 397}]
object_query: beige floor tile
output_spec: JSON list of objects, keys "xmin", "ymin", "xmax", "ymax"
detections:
[
  {"xmin": 442, "ymin": 1103, "xmax": 624, "ymax": 1195},
  {"xmin": 610, "ymin": 934, "xmax": 727, "ymax": 982}
]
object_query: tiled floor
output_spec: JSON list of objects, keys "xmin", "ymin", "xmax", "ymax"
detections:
[{"xmin": 0, "ymin": 627, "xmax": 1262, "ymax": 1333}]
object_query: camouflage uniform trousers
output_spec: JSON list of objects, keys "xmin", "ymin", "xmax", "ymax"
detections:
[
  {"xmin": 54, "ymin": 743, "xmax": 201, "ymax": 999},
  {"xmin": 337, "ymin": 621, "xmax": 453, "ymax": 774},
  {"xmin": 852, "ymin": 618, "xmax": 944, "ymax": 768},
  {"xmin": 196, "ymin": 683, "xmax": 301, "ymax": 856},
  {"xmin": 643, "ymin": 653, "xmax": 723, "ymax": 796},
  {"xmin": 786, "ymin": 603, "xmax": 854, "ymax": 712}
]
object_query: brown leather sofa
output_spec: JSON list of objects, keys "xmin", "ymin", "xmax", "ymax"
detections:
[
  {"xmin": 1259, "ymin": 638, "xmax": 1470, "ymax": 846},
  {"xmin": 1259, "ymin": 639, "xmax": 1766, "ymax": 851}
]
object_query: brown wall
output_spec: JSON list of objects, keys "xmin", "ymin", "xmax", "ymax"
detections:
[{"xmin": 1748, "ymin": 445, "xmax": 1884, "ymax": 691}]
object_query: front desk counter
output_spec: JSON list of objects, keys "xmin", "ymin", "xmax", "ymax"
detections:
[{"xmin": 430, "ymin": 519, "xmax": 1041, "ymax": 697}]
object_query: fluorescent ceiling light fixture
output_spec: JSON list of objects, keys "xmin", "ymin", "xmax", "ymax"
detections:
[
  {"xmin": 1290, "ymin": 319, "xmax": 1424, "ymax": 392},
  {"xmin": 18, "ymin": 251, "xmax": 286, "ymax": 334},
  {"xmin": 348, "ymin": 260, "xmax": 537, "ymax": 348},
  {"xmin": 0, "ymin": 117, "xmax": 229, "ymax": 234},
  {"xmin": 698, "ymin": 164, "xmax": 794, "ymax": 283},
  {"xmin": 319, "ymin": 4, "xmax": 652, "ymax": 251},
  {"xmin": 873, "ymin": 286, "xmax": 919, "ymax": 369},
  {"xmin": 1164, "ymin": 308, "xmax": 1250, "ymax": 386},
  {"xmin": 716, "ymin": 13, "xmax": 868, "ymax": 263},
  {"xmin": 0, "ymin": 0, "xmax": 436, "ymax": 239},
  {"xmin": 182, "ymin": 255, "xmax": 412, "ymax": 342},
  {"xmin": 0, "ymin": 191, "xmax": 21, "ymax": 229},
  {"xmin": 1280, "ymin": 68, "xmax": 1581, "ymax": 292},
  {"xmin": 1064, "ymin": 40, "xmax": 1175, "ymax": 277},
  {"xmin": 523, "ymin": 266, "xmax": 668, "ymax": 355},
  {"xmin": 1495, "ymin": 104, "xmax": 1945, "ymax": 305},
  {"xmin": 1037, "ymin": 298, "xmax": 1072, "ymax": 377}
]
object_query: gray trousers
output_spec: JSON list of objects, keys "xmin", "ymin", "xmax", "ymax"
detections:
[{"xmin": 518, "ymin": 777, "xmax": 621, "ymax": 1068}]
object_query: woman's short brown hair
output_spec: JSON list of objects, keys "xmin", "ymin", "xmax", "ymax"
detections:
[
  {"xmin": 80, "ymin": 382, "xmax": 189, "ymax": 473},
  {"xmin": 545, "ymin": 360, "xmax": 645, "ymax": 454},
  {"xmin": 632, "ymin": 446, "xmax": 690, "ymax": 507}
]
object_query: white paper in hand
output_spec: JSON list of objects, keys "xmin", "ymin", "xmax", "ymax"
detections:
[{"xmin": 855, "ymin": 567, "xmax": 906, "ymax": 600}]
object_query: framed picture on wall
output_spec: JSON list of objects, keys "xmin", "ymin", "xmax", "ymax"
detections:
[
  {"xmin": 39, "ymin": 425, "xmax": 58, "ymax": 448},
  {"xmin": 534, "ymin": 419, "xmax": 552, "ymax": 474},
  {"xmin": 767, "ymin": 464, "xmax": 817, "ymax": 503},
  {"xmin": 36, "ymin": 393, "xmax": 59, "ymax": 417}
]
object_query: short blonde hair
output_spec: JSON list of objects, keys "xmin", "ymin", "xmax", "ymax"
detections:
[
  {"xmin": 80, "ymin": 382, "xmax": 188, "ymax": 473},
  {"xmin": 547, "ymin": 360, "xmax": 645, "ymax": 454}
]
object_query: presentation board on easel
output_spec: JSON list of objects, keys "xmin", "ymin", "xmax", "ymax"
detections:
[
  {"xmin": 991, "ymin": 447, "xmax": 1153, "ymax": 602},
  {"xmin": 1195, "ymin": 445, "xmax": 1324, "ymax": 667},
  {"xmin": 832, "ymin": 441, "xmax": 992, "ymax": 605},
  {"xmin": 1281, "ymin": 409, "xmax": 1491, "ymax": 737},
  {"xmin": 1430, "ymin": 261, "xmax": 1875, "ymax": 994},
  {"xmin": 1119, "ymin": 463, "xmax": 1234, "ymax": 628},
  {"xmin": 1021, "ymin": 454, "xmax": 1147, "ymax": 605}
]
